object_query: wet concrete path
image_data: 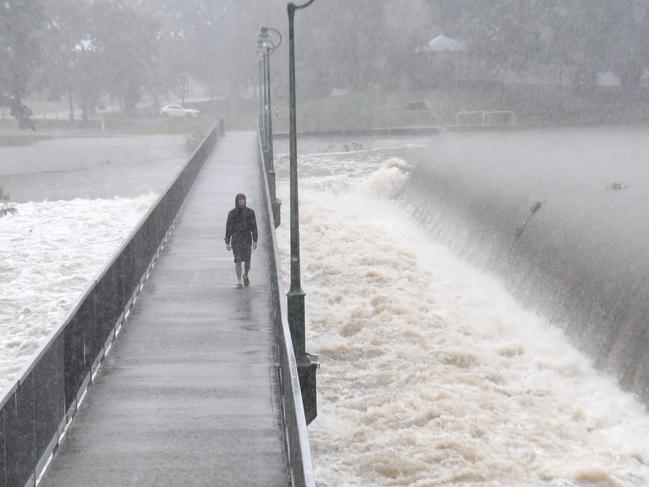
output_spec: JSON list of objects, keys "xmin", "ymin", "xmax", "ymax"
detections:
[{"xmin": 41, "ymin": 132, "xmax": 289, "ymax": 486}]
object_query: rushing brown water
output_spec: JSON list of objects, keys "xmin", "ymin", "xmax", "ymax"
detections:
[{"xmin": 275, "ymin": 132, "xmax": 649, "ymax": 486}]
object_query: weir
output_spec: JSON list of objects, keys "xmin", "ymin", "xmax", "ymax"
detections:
[
  {"xmin": 0, "ymin": 122, "xmax": 316, "ymax": 487},
  {"xmin": 404, "ymin": 128, "xmax": 649, "ymax": 403}
]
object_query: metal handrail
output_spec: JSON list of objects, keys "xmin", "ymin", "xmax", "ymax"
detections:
[
  {"xmin": 257, "ymin": 125, "xmax": 316, "ymax": 487},
  {"xmin": 455, "ymin": 110, "xmax": 516, "ymax": 127},
  {"xmin": 0, "ymin": 118, "xmax": 225, "ymax": 487}
]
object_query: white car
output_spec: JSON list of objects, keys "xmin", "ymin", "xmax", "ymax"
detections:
[{"xmin": 160, "ymin": 104, "xmax": 200, "ymax": 117}]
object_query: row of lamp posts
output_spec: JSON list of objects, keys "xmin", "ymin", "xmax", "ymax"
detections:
[
  {"xmin": 256, "ymin": 1, "xmax": 319, "ymax": 425},
  {"xmin": 257, "ymin": 26, "xmax": 281, "ymax": 226}
]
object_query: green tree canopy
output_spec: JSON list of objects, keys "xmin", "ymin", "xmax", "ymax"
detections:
[{"xmin": 0, "ymin": 0, "xmax": 44, "ymax": 107}]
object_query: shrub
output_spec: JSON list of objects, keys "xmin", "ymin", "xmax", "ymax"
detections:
[{"xmin": 0, "ymin": 188, "xmax": 17, "ymax": 217}]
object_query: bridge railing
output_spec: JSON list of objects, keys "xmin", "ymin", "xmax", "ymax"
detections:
[
  {"xmin": 454, "ymin": 110, "xmax": 516, "ymax": 128},
  {"xmin": 257, "ymin": 128, "xmax": 316, "ymax": 487},
  {"xmin": 0, "ymin": 118, "xmax": 225, "ymax": 487}
]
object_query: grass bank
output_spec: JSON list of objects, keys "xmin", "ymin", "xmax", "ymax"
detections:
[
  {"xmin": 265, "ymin": 85, "xmax": 649, "ymax": 131},
  {"xmin": 0, "ymin": 115, "xmax": 216, "ymax": 146}
]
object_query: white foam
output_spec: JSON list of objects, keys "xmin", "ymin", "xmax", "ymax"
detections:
[
  {"xmin": 275, "ymin": 149, "xmax": 649, "ymax": 486},
  {"xmin": 0, "ymin": 194, "xmax": 157, "ymax": 389},
  {"xmin": 360, "ymin": 166, "xmax": 409, "ymax": 198}
]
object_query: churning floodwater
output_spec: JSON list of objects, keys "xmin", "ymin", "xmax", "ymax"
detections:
[
  {"xmin": 275, "ymin": 132, "xmax": 649, "ymax": 486},
  {"xmin": 0, "ymin": 135, "xmax": 186, "ymax": 390},
  {"xmin": 0, "ymin": 195, "xmax": 157, "ymax": 389}
]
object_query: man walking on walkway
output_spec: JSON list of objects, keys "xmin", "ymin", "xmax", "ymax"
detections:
[{"xmin": 225, "ymin": 193, "xmax": 258, "ymax": 288}]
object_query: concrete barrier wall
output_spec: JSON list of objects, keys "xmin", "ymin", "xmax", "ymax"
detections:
[{"xmin": 403, "ymin": 130, "xmax": 649, "ymax": 402}]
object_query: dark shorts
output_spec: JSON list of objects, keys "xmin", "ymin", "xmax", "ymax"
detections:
[{"xmin": 232, "ymin": 240, "xmax": 252, "ymax": 263}]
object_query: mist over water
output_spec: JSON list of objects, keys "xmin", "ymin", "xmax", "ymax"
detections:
[
  {"xmin": 404, "ymin": 127, "xmax": 649, "ymax": 401},
  {"xmin": 0, "ymin": 136, "xmax": 187, "ymax": 203},
  {"xmin": 275, "ymin": 135, "xmax": 649, "ymax": 486}
]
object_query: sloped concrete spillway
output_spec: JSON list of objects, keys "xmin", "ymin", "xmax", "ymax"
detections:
[{"xmin": 404, "ymin": 127, "xmax": 649, "ymax": 401}]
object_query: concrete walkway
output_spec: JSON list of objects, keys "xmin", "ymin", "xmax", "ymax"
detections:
[{"xmin": 41, "ymin": 132, "xmax": 289, "ymax": 487}]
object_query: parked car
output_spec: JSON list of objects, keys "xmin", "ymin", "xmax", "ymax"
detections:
[{"xmin": 160, "ymin": 104, "xmax": 200, "ymax": 117}]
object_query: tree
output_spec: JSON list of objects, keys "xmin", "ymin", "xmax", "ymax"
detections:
[
  {"xmin": 39, "ymin": 0, "xmax": 99, "ymax": 121},
  {"xmin": 90, "ymin": 0, "xmax": 159, "ymax": 113},
  {"xmin": 294, "ymin": 0, "xmax": 433, "ymax": 96},
  {"xmin": 138, "ymin": 0, "xmax": 284, "ymax": 101},
  {"xmin": 0, "ymin": 0, "xmax": 45, "ymax": 124},
  {"xmin": 425, "ymin": 0, "xmax": 649, "ymax": 95},
  {"xmin": 0, "ymin": 188, "xmax": 17, "ymax": 217},
  {"xmin": 141, "ymin": 1, "xmax": 193, "ymax": 106},
  {"xmin": 598, "ymin": 0, "xmax": 649, "ymax": 94}
]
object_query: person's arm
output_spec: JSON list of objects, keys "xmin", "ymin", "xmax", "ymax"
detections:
[
  {"xmin": 250, "ymin": 210, "xmax": 258, "ymax": 249},
  {"xmin": 225, "ymin": 211, "xmax": 233, "ymax": 249}
]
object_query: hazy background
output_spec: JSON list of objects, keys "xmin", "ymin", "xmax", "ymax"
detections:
[
  {"xmin": 2, "ymin": 0, "xmax": 649, "ymax": 128},
  {"xmin": 4, "ymin": 3, "xmax": 649, "ymax": 485}
]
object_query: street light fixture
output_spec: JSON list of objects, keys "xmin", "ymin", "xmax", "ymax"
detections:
[{"xmin": 287, "ymin": 0, "xmax": 319, "ymax": 425}]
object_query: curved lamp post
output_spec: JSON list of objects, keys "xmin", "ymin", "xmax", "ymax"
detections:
[{"xmin": 287, "ymin": 0, "xmax": 319, "ymax": 425}]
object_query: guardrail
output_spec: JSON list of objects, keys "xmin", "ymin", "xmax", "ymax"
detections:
[
  {"xmin": 273, "ymin": 110, "xmax": 439, "ymax": 136},
  {"xmin": 257, "ymin": 128, "xmax": 316, "ymax": 487},
  {"xmin": 454, "ymin": 110, "xmax": 516, "ymax": 128},
  {"xmin": 0, "ymin": 118, "xmax": 225, "ymax": 487}
]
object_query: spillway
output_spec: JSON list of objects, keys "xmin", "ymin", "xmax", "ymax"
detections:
[
  {"xmin": 405, "ymin": 127, "xmax": 649, "ymax": 400},
  {"xmin": 274, "ymin": 130, "xmax": 649, "ymax": 486}
]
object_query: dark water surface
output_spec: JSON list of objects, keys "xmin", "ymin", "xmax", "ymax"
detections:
[{"xmin": 0, "ymin": 135, "xmax": 187, "ymax": 202}]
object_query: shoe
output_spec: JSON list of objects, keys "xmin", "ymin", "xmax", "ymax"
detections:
[
  {"xmin": 236, "ymin": 282, "xmax": 243, "ymax": 289},
  {"xmin": 243, "ymin": 275, "xmax": 250, "ymax": 287}
]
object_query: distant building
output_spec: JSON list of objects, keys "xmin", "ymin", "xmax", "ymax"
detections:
[
  {"xmin": 417, "ymin": 34, "xmax": 468, "ymax": 54},
  {"xmin": 414, "ymin": 34, "xmax": 468, "ymax": 86}
]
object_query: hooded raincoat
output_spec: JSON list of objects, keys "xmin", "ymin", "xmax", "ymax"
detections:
[{"xmin": 225, "ymin": 193, "xmax": 258, "ymax": 260}]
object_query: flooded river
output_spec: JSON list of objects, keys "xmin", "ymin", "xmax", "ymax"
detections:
[{"xmin": 275, "ymin": 129, "xmax": 649, "ymax": 486}]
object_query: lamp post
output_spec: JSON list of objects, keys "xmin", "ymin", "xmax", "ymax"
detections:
[
  {"xmin": 257, "ymin": 39, "xmax": 269, "ymax": 167},
  {"xmin": 257, "ymin": 47, "xmax": 266, "ymax": 151},
  {"xmin": 257, "ymin": 27, "xmax": 282, "ymax": 226},
  {"xmin": 287, "ymin": 0, "xmax": 319, "ymax": 425}
]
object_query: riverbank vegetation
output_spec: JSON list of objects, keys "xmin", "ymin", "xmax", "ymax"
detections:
[
  {"xmin": 2, "ymin": 1, "xmax": 648, "ymax": 133},
  {"xmin": 0, "ymin": 188, "xmax": 17, "ymax": 217}
]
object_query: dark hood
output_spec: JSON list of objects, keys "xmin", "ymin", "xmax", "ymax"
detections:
[{"xmin": 235, "ymin": 193, "xmax": 246, "ymax": 210}]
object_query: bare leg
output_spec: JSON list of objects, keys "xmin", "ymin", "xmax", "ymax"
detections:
[
  {"xmin": 235, "ymin": 262, "xmax": 242, "ymax": 286},
  {"xmin": 243, "ymin": 261, "xmax": 251, "ymax": 286}
]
